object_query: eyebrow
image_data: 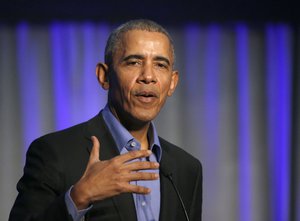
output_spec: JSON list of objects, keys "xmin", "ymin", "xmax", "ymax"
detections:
[
  {"xmin": 122, "ymin": 54, "xmax": 171, "ymax": 66},
  {"xmin": 154, "ymin": 56, "xmax": 171, "ymax": 66}
]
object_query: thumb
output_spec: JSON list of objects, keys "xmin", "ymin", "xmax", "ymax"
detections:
[{"xmin": 89, "ymin": 136, "xmax": 100, "ymax": 163}]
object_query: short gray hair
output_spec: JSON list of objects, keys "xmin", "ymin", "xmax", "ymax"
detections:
[{"xmin": 104, "ymin": 19, "xmax": 175, "ymax": 68}]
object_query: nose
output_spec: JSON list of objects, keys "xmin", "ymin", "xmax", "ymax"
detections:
[{"xmin": 137, "ymin": 63, "xmax": 157, "ymax": 84}]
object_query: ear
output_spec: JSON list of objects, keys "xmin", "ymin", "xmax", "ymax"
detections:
[
  {"xmin": 96, "ymin": 63, "xmax": 109, "ymax": 90},
  {"xmin": 167, "ymin": 70, "xmax": 179, "ymax": 96}
]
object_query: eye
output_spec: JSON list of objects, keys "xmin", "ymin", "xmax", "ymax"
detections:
[
  {"xmin": 126, "ymin": 60, "xmax": 141, "ymax": 66},
  {"xmin": 155, "ymin": 62, "xmax": 168, "ymax": 70}
]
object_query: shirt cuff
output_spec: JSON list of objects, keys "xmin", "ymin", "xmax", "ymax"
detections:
[{"xmin": 65, "ymin": 186, "xmax": 93, "ymax": 221}]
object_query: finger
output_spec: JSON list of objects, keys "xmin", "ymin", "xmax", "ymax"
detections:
[
  {"xmin": 89, "ymin": 136, "xmax": 100, "ymax": 163},
  {"xmin": 115, "ymin": 150, "xmax": 152, "ymax": 164},
  {"xmin": 122, "ymin": 161, "xmax": 159, "ymax": 171},
  {"xmin": 123, "ymin": 171, "xmax": 159, "ymax": 181},
  {"xmin": 124, "ymin": 183, "xmax": 152, "ymax": 194}
]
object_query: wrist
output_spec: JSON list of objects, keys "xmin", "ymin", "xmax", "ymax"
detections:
[{"xmin": 71, "ymin": 182, "xmax": 91, "ymax": 210}]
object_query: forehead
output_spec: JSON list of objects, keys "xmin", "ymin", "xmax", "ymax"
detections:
[{"xmin": 116, "ymin": 30, "xmax": 173, "ymax": 60}]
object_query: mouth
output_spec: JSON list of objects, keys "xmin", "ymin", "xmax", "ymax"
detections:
[
  {"xmin": 135, "ymin": 91, "xmax": 158, "ymax": 97},
  {"xmin": 134, "ymin": 91, "xmax": 158, "ymax": 103}
]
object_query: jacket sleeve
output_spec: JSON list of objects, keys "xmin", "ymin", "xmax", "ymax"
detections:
[{"xmin": 9, "ymin": 138, "xmax": 73, "ymax": 221}]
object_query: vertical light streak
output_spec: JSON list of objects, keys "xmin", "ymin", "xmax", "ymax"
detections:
[
  {"xmin": 203, "ymin": 24, "xmax": 221, "ymax": 155},
  {"xmin": 266, "ymin": 24, "xmax": 291, "ymax": 221},
  {"xmin": 82, "ymin": 22, "xmax": 109, "ymax": 118},
  {"xmin": 16, "ymin": 22, "xmax": 41, "ymax": 157},
  {"xmin": 236, "ymin": 23, "xmax": 252, "ymax": 221},
  {"xmin": 50, "ymin": 22, "xmax": 72, "ymax": 130}
]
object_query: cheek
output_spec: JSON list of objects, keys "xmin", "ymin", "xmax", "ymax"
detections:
[
  {"xmin": 160, "ymin": 77, "xmax": 173, "ymax": 94},
  {"xmin": 108, "ymin": 77, "xmax": 126, "ymax": 103},
  {"xmin": 118, "ymin": 78, "xmax": 136, "ymax": 100}
]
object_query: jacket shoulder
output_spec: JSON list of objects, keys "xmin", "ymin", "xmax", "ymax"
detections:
[{"xmin": 159, "ymin": 137, "xmax": 202, "ymax": 168}]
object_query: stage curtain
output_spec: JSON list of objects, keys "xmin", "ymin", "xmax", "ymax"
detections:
[{"xmin": 0, "ymin": 21, "xmax": 299, "ymax": 221}]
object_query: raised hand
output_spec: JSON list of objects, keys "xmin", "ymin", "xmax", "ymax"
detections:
[{"xmin": 71, "ymin": 136, "xmax": 159, "ymax": 209}]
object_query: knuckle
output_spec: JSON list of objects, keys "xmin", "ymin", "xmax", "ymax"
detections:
[
  {"xmin": 114, "ymin": 175, "xmax": 122, "ymax": 183},
  {"xmin": 110, "ymin": 158, "xmax": 118, "ymax": 165},
  {"xmin": 111, "ymin": 160, "xmax": 121, "ymax": 169},
  {"xmin": 149, "ymin": 162, "xmax": 155, "ymax": 168},
  {"xmin": 129, "ymin": 150, "xmax": 139, "ymax": 158},
  {"xmin": 136, "ymin": 185, "xmax": 143, "ymax": 193},
  {"xmin": 137, "ymin": 186, "xmax": 148, "ymax": 193},
  {"xmin": 137, "ymin": 172, "xmax": 144, "ymax": 179},
  {"xmin": 151, "ymin": 173, "xmax": 158, "ymax": 179},
  {"xmin": 142, "ymin": 162, "xmax": 150, "ymax": 168},
  {"xmin": 113, "ymin": 166, "xmax": 121, "ymax": 174},
  {"xmin": 115, "ymin": 182, "xmax": 125, "ymax": 192},
  {"xmin": 135, "ymin": 173, "xmax": 142, "ymax": 180},
  {"xmin": 145, "ymin": 173, "xmax": 152, "ymax": 179}
]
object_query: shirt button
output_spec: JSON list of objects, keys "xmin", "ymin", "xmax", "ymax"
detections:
[
  {"xmin": 130, "ymin": 141, "xmax": 136, "ymax": 147},
  {"xmin": 141, "ymin": 201, "xmax": 146, "ymax": 207}
]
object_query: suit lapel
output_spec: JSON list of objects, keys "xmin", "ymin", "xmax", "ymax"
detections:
[
  {"xmin": 159, "ymin": 143, "xmax": 179, "ymax": 221},
  {"xmin": 84, "ymin": 112, "xmax": 137, "ymax": 221}
]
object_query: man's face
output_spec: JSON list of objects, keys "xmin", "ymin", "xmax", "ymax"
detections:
[{"xmin": 108, "ymin": 30, "xmax": 178, "ymax": 125}]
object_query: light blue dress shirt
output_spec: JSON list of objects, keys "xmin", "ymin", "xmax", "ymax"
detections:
[{"xmin": 65, "ymin": 105, "xmax": 162, "ymax": 221}]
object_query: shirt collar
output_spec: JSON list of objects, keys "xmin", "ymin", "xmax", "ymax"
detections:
[{"xmin": 102, "ymin": 105, "xmax": 162, "ymax": 162}]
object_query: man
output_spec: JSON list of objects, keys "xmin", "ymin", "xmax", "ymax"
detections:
[{"xmin": 9, "ymin": 19, "xmax": 202, "ymax": 221}]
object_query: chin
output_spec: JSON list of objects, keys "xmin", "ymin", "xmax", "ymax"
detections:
[
  {"xmin": 132, "ymin": 109, "xmax": 159, "ymax": 123},
  {"xmin": 134, "ymin": 114, "xmax": 156, "ymax": 123}
]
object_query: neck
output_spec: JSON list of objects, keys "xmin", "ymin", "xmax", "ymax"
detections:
[{"xmin": 109, "ymin": 104, "xmax": 151, "ymax": 150}]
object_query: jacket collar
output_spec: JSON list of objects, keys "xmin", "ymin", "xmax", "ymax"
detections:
[
  {"xmin": 158, "ymin": 138, "xmax": 179, "ymax": 221},
  {"xmin": 84, "ymin": 112, "xmax": 137, "ymax": 220}
]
